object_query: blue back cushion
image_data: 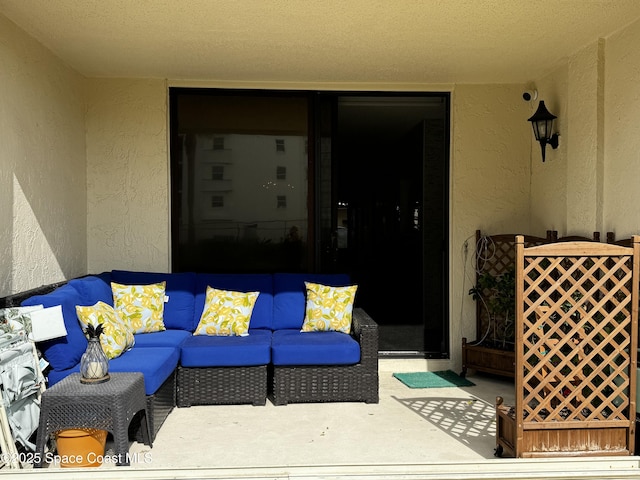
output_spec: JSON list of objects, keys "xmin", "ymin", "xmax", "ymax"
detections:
[
  {"xmin": 194, "ymin": 274, "xmax": 273, "ymax": 331},
  {"xmin": 68, "ymin": 273, "xmax": 113, "ymax": 305},
  {"xmin": 21, "ymin": 284, "xmax": 87, "ymax": 371},
  {"xmin": 111, "ymin": 270, "xmax": 197, "ymax": 331},
  {"xmin": 272, "ymin": 273, "xmax": 351, "ymax": 330},
  {"xmin": 133, "ymin": 329, "xmax": 191, "ymax": 348}
]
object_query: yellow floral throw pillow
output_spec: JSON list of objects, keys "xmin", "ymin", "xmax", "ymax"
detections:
[
  {"xmin": 111, "ymin": 282, "xmax": 166, "ymax": 334},
  {"xmin": 194, "ymin": 287, "xmax": 259, "ymax": 336},
  {"xmin": 76, "ymin": 301, "xmax": 135, "ymax": 359},
  {"xmin": 301, "ymin": 282, "xmax": 358, "ymax": 334}
]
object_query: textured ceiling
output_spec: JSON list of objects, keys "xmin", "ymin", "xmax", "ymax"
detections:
[{"xmin": 2, "ymin": 0, "xmax": 640, "ymax": 84}]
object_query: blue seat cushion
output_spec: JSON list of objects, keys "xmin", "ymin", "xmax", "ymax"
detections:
[
  {"xmin": 271, "ymin": 329, "xmax": 360, "ymax": 366},
  {"xmin": 111, "ymin": 270, "xmax": 197, "ymax": 331},
  {"xmin": 194, "ymin": 274, "xmax": 273, "ymax": 331},
  {"xmin": 180, "ymin": 329, "xmax": 271, "ymax": 367},
  {"xmin": 133, "ymin": 329, "xmax": 191, "ymax": 348},
  {"xmin": 21, "ymin": 284, "xmax": 88, "ymax": 371},
  {"xmin": 68, "ymin": 273, "xmax": 113, "ymax": 305},
  {"xmin": 46, "ymin": 346, "xmax": 180, "ymax": 396},
  {"xmin": 272, "ymin": 273, "xmax": 351, "ymax": 330}
]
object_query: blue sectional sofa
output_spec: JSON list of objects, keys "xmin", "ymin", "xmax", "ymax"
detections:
[{"xmin": 20, "ymin": 270, "xmax": 379, "ymax": 440}]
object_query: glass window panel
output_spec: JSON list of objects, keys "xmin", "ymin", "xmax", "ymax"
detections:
[{"xmin": 171, "ymin": 91, "xmax": 308, "ymax": 273}]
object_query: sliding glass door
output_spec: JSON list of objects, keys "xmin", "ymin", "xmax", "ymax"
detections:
[{"xmin": 169, "ymin": 88, "xmax": 450, "ymax": 358}]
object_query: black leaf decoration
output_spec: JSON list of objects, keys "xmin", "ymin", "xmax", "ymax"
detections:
[{"xmin": 84, "ymin": 322, "xmax": 104, "ymax": 339}]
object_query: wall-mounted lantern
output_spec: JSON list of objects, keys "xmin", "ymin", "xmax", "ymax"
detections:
[{"xmin": 527, "ymin": 101, "xmax": 559, "ymax": 162}]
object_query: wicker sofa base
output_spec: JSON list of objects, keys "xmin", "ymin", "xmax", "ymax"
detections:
[
  {"xmin": 270, "ymin": 364, "xmax": 379, "ymax": 406},
  {"xmin": 130, "ymin": 369, "xmax": 176, "ymax": 443},
  {"xmin": 176, "ymin": 365, "xmax": 268, "ymax": 407}
]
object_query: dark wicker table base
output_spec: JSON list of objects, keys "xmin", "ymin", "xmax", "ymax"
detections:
[{"xmin": 34, "ymin": 372, "xmax": 151, "ymax": 467}]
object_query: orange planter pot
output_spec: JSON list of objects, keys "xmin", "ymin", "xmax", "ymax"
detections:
[{"xmin": 55, "ymin": 428, "xmax": 107, "ymax": 467}]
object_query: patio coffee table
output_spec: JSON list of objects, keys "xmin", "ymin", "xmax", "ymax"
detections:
[{"xmin": 34, "ymin": 372, "xmax": 151, "ymax": 467}]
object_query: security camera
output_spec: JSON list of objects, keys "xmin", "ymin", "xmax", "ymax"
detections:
[{"xmin": 523, "ymin": 89, "xmax": 538, "ymax": 102}]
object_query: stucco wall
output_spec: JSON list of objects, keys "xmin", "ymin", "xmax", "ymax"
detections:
[
  {"xmin": 450, "ymin": 84, "xmax": 531, "ymax": 368},
  {"xmin": 566, "ymin": 40, "xmax": 604, "ymax": 236},
  {"xmin": 529, "ymin": 18, "xmax": 640, "ymax": 242},
  {"xmin": 603, "ymin": 18, "xmax": 640, "ymax": 239},
  {"xmin": 85, "ymin": 78, "xmax": 169, "ymax": 274},
  {"xmin": 529, "ymin": 40, "xmax": 606, "ymax": 239},
  {"xmin": 0, "ymin": 14, "xmax": 86, "ymax": 297}
]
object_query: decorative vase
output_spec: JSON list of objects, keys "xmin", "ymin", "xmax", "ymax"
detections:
[{"xmin": 80, "ymin": 323, "xmax": 110, "ymax": 384}]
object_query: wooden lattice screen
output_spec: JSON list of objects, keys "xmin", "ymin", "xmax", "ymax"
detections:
[
  {"xmin": 503, "ymin": 235, "xmax": 639, "ymax": 457},
  {"xmin": 474, "ymin": 230, "xmax": 553, "ymax": 344}
]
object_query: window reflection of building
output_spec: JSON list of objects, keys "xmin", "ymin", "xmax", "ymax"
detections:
[{"xmin": 180, "ymin": 133, "xmax": 307, "ymax": 245}]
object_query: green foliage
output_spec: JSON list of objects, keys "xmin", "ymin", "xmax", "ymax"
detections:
[
  {"xmin": 469, "ymin": 268, "xmax": 515, "ymax": 319},
  {"xmin": 469, "ymin": 267, "xmax": 516, "ymax": 347}
]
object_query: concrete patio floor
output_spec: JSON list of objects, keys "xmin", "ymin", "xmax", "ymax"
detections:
[
  {"xmin": 132, "ymin": 359, "xmax": 512, "ymax": 468},
  {"xmin": 13, "ymin": 359, "xmax": 640, "ymax": 479}
]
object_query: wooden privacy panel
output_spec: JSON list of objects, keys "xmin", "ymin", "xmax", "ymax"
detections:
[{"xmin": 496, "ymin": 236, "xmax": 639, "ymax": 458}]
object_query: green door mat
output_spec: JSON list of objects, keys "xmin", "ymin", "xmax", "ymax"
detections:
[{"xmin": 393, "ymin": 370, "xmax": 475, "ymax": 388}]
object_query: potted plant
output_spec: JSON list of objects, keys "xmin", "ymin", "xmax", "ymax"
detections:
[
  {"xmin": 468, "ymin": 267, "xmax": 516, "ymax": 349},
  {"xmin": 461, "ymin": 267, "xmax": 516, "ymax": 378}
]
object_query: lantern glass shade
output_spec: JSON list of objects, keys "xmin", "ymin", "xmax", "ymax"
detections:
[{"xmin": 534, "ymin": 119, "xmax": 550, "ymax": 140}]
